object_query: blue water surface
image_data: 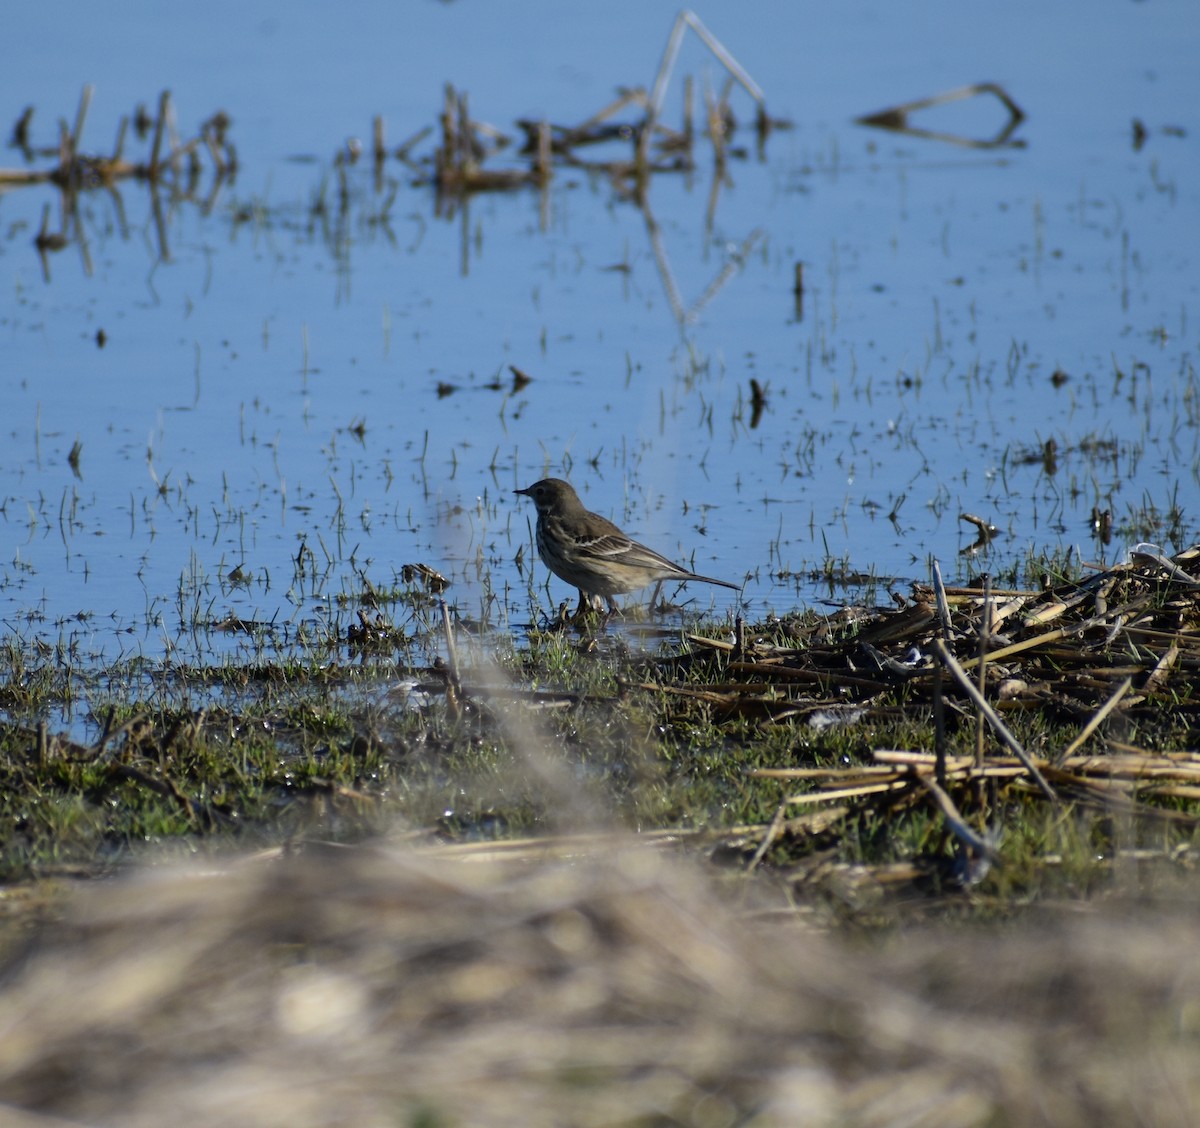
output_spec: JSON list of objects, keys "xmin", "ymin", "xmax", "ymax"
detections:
[{"xmin": 1, "ymin": 1, "xmax": 1198, "ymax": 672}]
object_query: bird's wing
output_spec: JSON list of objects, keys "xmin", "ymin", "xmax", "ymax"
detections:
[
  {"xmin": 575, "ymin": 531, "xmax": 636, "ymax": 558},
  {"xmin": 579, "ymin": 531, "xmax": 686, "ymax": 574}
]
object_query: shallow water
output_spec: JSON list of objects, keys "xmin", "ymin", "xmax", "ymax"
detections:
[{"xmin": 1, "ymin": 1, "xmax": 1198, "ymax": 675}]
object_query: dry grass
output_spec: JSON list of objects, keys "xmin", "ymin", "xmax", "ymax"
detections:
[{"xmin": 1, "ymin": 840, "xmax": 1198, "ymax": 1127}]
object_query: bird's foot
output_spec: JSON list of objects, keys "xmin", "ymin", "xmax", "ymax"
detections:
[{"xmin": 568, "ymin": 593, "xmax": 610, "ymax": 630}]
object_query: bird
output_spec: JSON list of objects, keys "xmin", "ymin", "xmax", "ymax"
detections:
[{"xmin": 514, "ymin": 477, "xmax": 739, "ymax": 616}]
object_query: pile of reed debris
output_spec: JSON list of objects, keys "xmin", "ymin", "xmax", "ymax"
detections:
[{"xmin": 648, "ymin": 544, "xmax": 1200, "ymax": 885}]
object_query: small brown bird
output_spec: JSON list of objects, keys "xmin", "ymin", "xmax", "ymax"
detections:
[{"xmin": 515, "ymin": 477, "xmax": 739, "ymax": 615}]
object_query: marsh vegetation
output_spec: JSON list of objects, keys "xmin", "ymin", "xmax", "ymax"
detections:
[{"xmin": 2, "ymin": 4, "xmax": 1199, "ymax": 1122}]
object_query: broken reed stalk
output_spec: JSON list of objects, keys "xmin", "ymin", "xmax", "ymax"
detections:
[
  {"xmin": 975, "ymin": 574, "xmax": 991, "ymax": 809},
  {"xmin": 70, "ymin": 84, "xmax": 93, "ymax": 152},
  {"xmin": 439, "ymin": 83, "xmax": 456, "ymax": 171},
  {"xmin": 149, "ymin": 89, "xmax": 169, "ymax": 176},
  {"xmin": 704, "ymin": 73, "xmax": 727, "ymax": 170},
  {"xmin": 683, "ymin": 75, "xmax": 694, "ymax": 150},
  {"xmin": 1060, "ymin": 677, "xmax": 1133, "ymax": 761},
  {"xmin": 1141, "ymin": 640, "xmax": 1181, "ymax": 697},
  {"xmin": 456, "ymin": 89, "xmax": 473, "ymax": 172},
  {"xmin": 564, "ymin": 88, "xmax": 649, "ymax": 145},
  {"xmin": 373, "ymin": 115, "xmax": 386, "ymax": 166},
  {"xmin": 1133, "ymin": 546, "xmax": 1200, "ymax": 588},
  {"xmin": 931, "ymin": 559, "xmax": 953, "ymax": 640},
  {"xmin": 535, "ymin": 119, "xmax": 551, "ymax": 184},
  {"xmin": 163, "ymin": 92, "xmax": 182, "ymax": 175},
  {"xmin": 639, "ymin": 9, "xmax": 765, "ymax": 169},
  {"xmin": 113, "ymin": 114, "xmax": 128, "ymax": 162},
  {"xmin": 933, "ymin": 637, "xmax": 1058, "ymax": 802},
  {"xmin": 57, "ymin": 119, "xmax": 71, "ymax": 178},
  {"xmin": 955, "ymin": 627, "xmax": 1068, "ymax": 671},
  {"xmin": 746, "ymin": 796, "xmax": 789, "ymax": 872},
  {"xmin": 759, "ymin": 751, "xmax": 1200, "ymax": 792},
  {"xmin": 372, "ymin": 114, "xmax": 386, "ymax": 190},
  {"xmin": 856, "ymin": 82, "xmax": 1026, "ymax": 149},
  {"xmin": 439, "ymin": 597, "xmax": 463, "ymax": 716},
  {"xmin": 933, "ymin": 656, "xmax": 947, "ymax": 789},
  {"xmin": 918, "ymin": 775, "xmax": 998, "ymax": 859},
  {"xmin": 787, "ymin": 780, "xmax": 908, "ymax": 806},
  {"xmin": 869, "ymin": 82, "xmax": 1025, "ymax": 126},
  {"xmin": 640, "ymin": 11, "xmax": 691, "ymax": 168}
]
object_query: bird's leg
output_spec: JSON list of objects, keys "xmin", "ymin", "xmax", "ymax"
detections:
[
  {"xmin": 573, "ymin": 591, "xmax": 610, "ymax": 622},
  {"xmin": 606, "ymin": 595, "xmax": 622, "ymax": 617},
  {"xmin": 649, "ymin": 581, "xmax": 664, "ymax": 613}
]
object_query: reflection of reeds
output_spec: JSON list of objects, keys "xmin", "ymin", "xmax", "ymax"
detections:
[
  {"xmin": 429, "ymin": 9, "xmax": 787, "ymax": 205},
  {"xmin": 417, "ymin": 11, "xmax": 782, "ymax": 315},
  {"xmin": 2, "ymin": 87, "xmax": 236, "ymax": 278},
  {"xmin": 1, "ymin": 86, "xmax": 235, "ymax": 193},
  {"xmin": 433, "ymin": 83, "xmax": 551, "ymax": 210}
]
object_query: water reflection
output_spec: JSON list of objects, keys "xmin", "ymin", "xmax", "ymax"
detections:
[
  {"xmin": 857, "ymin": 82, "xmax": 1027, "ymax": 150},
  {"xmin": 4, "ymin": 87, "xmax": 236, "ymax": 281},
  {"xmin": 0, "ymin": 1, "xmax": 1195, "ymax": 681}
]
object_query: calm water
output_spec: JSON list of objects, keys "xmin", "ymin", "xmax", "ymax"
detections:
[{"xmin": 1, "ymin": 1, "xmax": 1198, "ymax": 671}]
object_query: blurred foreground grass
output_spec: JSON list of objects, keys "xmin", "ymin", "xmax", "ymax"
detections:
[{"xmin": 1, "ymin": 842, "xmax": 1198, "ymax": 1126}]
